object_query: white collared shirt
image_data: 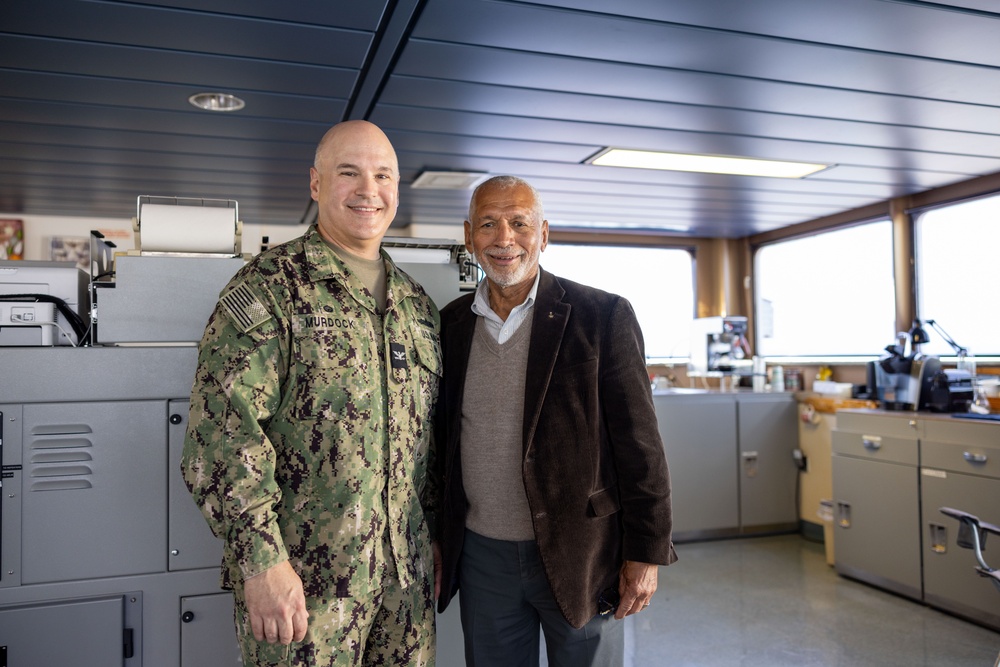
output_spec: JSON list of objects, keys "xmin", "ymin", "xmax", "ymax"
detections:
[{"xmin": 470, "ymin": 272, "xmax": 541, "ymax": 344}]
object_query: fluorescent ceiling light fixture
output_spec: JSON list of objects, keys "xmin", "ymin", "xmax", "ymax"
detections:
[
  {"xmin": 547, "ymin": 219, "xmax": 688, "ymax": 232},
  {"xmin": 411, "ymin": 171, "xmax": 489, "ymax": 190},
  {"xmin": 587, "ymin": 148, "xmax": 830, "ymax": 179},
  {"xmin": 188, "ymin": 92, "xmax": 245, "ymax": 112}
]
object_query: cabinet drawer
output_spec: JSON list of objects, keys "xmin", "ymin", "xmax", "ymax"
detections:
[
  {"xmin": 922, "ymin": 439, "xmax": 1000, "ymax": 479},
  {"xmin": 832, "ymin": 430, "xmax": 918, "ymax": 465},
  {"xmin": 924, "ymin": 418, "xmax": 1000, "ymax": 449},
  {"xmin": 836, "ymin": 410, "xmax": 923, "ymax": 439}
]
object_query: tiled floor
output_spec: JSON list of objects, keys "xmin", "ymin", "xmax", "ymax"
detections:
[
  {"xmin": 632, "ymin": 534, "xmax": 1000, "ymax": 666},
  {"xmin": 437, "ymin": 533, "xmax": 1000, "ymax": 666}
]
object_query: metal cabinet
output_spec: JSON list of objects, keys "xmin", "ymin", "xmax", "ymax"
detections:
[
  {"xmin": 921, "ymin": 418, "xmax": 1000, "ymax": 631},
  {"xmin": 833, "ymin": 409, "xmax": 1000, "ymax": 629},
  {"xmin": 0, "ymin": 347, "xmax": 240, "ymax": 667},
  {"xmin": 737, "ymin": 394, "xmax": 799, "ymax": 533},
  {"xmin": 0, "ymin": 592, "xmax": 142, "ymax": 666},
  {"xmin": 654, "ymin": 393, "xmax": 739, "ymax": 540},
  {"xmin": 20, "ymin": 400, "xmax": 167, "ymax": 585},
  {"xmin": 653, "ymin": 392, "xmax": 797, "ymax": 541},
  {"xmin": 831, "ymin": 411, "xmax": 922, "ymax": 600},
  {"xmin": 168, "ymin": 400, "xmax": 225, "ymax": 572},
  {"xmin": 181, "ymin": 593, "xmax": 243, "ymax": 667},
  {"xmin": 1, "ymin": 404, "xmax": 23, "ymax": 591}
]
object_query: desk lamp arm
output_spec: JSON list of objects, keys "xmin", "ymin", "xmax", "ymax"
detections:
[{"xmin": 924, "ymin": 319, "xmax": 968, "ymax": 356}]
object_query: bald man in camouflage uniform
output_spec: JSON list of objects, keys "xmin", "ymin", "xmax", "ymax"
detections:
[{"xmin": 182, "ymin": 120, "xmax": 441, "ymax": 666}]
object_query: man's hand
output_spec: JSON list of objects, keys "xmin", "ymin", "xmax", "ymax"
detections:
[
  {"xmin": 243, "ymin": 560, "xmax": 309, "ymax": 645},
  {"xmin": 433, "ymin": 541, "xmax": 443, "ymax": 600},
  {"xmin": 614, "ymin": 560, "xmax": 658, "ymax": 620}
]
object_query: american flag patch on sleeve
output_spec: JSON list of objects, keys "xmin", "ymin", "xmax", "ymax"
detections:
[{"xmin": 219, "ymin": 281, "xmax": 272, "ymax": 333}]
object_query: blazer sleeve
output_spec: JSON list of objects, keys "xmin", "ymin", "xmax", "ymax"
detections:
[{"xmin": 600, "ymin": 296, "xmax": 678, "ymax": 566}]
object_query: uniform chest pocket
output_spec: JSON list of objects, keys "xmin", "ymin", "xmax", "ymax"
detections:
[
  {"xmin": 293, "ymin": 323, "xmax": 364, "ymax": 371},
  {"xmin": 401, "ymin": 329, "xmax": 441, "ymax": 428},
  {"xmin": 289, "ymin": 326, "xmax": 371, "ymax": 424},
  {"xmin": 412, "ymin": 331, "xmax": 442, "ymax": 377}
]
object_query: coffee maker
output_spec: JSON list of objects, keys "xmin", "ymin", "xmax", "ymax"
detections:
[
  {"xmin": 688, "ymin": 316, "xmax": 752, "ymax": 375},
  {"xmin": 874, "ymin": 327, "xmax": 940, "ymax": 411}
]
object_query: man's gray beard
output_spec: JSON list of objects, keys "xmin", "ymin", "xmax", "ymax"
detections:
[{"xmin": 471, "ymin": 250, "xmax": 527, "ymax": 288}]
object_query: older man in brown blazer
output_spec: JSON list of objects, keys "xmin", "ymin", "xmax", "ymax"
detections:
[{"xmin": 434, "ymin": 175, "xmax": 677, "ymax": 667}]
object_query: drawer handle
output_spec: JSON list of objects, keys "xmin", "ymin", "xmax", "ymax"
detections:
[
  {"xmin": 862, "ymin": 436, "xmax": 882, "ymax": 450},
  {"xmin": 836, "ymin": 501, "xmax": 852, "ymax": 528},
  {"xmin": 929, "ymin": 523, "xmax": 948, "ymax": 554},
  {"xmin": 963, "ymin": 451, "xmax": 988, "ymax": 464}
]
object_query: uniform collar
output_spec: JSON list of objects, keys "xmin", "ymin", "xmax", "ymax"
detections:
[{"xmin": 302, "ymin": 225, "xmax": 421, "ymax": 304}]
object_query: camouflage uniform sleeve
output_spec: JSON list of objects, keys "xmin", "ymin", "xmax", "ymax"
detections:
[
  {"xmin": 417, "ymin": 300, "xmax": 442, "ymax": 540},
  {"xmin": 181, "ymin": 275, "xmax": 291, "ymax": 582},
  {"xmin": 422, "ymin": 429, "xmax": 440, "ymax": 539}
]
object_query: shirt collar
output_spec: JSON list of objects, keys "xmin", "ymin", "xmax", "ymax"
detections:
[{"xmin": 471, "ymin": 271, "xmax": 541, "ymax": 319}]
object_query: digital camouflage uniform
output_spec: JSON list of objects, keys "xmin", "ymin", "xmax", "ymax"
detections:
[{"xmin": 181, "ymin": 225, "xmax": 441, "ymax": 667}]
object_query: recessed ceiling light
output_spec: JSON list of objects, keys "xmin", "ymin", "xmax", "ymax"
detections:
[
  {"xmin": 188, "ymin": 92, "xmax": 246, "ymax": 112},
  {"xmin": 411, "ymin": 171, "xmax": 489, "ymax": 190},
  {"xmin": 587, "ymin": 148, "xmax": 830, "ymax": 179}
]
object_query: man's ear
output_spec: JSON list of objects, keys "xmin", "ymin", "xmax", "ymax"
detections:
[
  {"xmin": 464, "ymin": 220, "xmax": 474, "ymax": 253},
  {"xmin": 309, "ymin": 167, "xmax": 321, "ymax": 201}
]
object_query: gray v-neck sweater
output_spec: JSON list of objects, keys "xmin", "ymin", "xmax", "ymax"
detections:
[{"xmin": 461, "ymin": 316, "xmax": 536, "ymax": 541}]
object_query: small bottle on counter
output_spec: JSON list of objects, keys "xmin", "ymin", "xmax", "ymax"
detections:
[
  {"xmin": 956, "ymin": 350, "xmax": 976, "ymax": 377},
  {"xmin": 752, "ymin": 356, "xmax": 766, "ymax": 392},
  {"xmin": 771, "ymin": 365, "xmax": 784, "ymax": 392},
  {"xmin": 785, "ymin": 368, "xmax": 802, "ymax": 392}
]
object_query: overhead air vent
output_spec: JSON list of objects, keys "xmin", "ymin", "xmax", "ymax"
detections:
[{"xmin": 410, "ymin": 171, "xmax": 489, "ymax": 190}]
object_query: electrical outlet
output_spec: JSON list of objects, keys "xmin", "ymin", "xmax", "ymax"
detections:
[{"xmin": 792, "ymin": 448, "xmax": 807, "ymax": 472}]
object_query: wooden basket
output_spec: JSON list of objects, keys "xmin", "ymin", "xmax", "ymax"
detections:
[{"xmin": 800, "ymin": 395, "xmax": 878, "ymax": 414}]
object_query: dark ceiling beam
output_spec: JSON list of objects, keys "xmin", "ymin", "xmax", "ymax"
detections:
[
  {"xmin": 298, "ymin": 0, "xmax": 428, "ymax": 227},
  {"xmin": 346, "ymin": 0, "xmax": 428, "ymax": 121}
]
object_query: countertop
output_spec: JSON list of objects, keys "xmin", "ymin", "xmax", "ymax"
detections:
[
  {"xmin": 837, "ymin": 406, "xmax": 1000, "ymax": 425},
  {"xmin": 652, "ymin": 387, "xmax": 795, "ymax": 398}
]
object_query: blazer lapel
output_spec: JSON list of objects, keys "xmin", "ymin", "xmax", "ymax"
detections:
[
  {"xmin": 443, "ymin": 302, "xmax": 477, "ymax": 471},
  {"xmin": 523, "ymin": 269, "xmax": 569, "ymax": 453}
]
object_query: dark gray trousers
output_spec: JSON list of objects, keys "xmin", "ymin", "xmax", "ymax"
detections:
[{"xmin": 458, "ymin": 529, "xmax": 624, "ymax": 667}]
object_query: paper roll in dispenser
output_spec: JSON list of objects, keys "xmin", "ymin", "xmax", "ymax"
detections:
[
  {"xmin": 90, "ymin": 196, "xmax": 248, "ymax": 344},
  {"xmin": 132, "ymin": 196, "xmax": 244, "ymax": 256}
]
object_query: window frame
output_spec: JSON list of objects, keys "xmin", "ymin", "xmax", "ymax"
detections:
[
  {"xmin": 751, "ymin": 216, "xmax": 897, "ymax": 363},
  {"xmin": 912, "ymin": 191, "xmax": 1000, "ymax": 360},
  {"xmin": 541, "ymin": 237, "xmax": 697, "ymax": 364}
]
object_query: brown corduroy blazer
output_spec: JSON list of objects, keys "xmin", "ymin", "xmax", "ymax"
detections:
[{"xmin": 434, "ymin": 268, "xmax": 677, "ymax": 629}]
